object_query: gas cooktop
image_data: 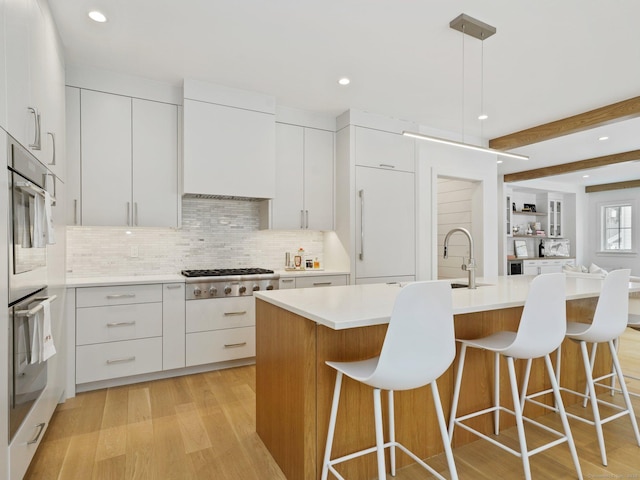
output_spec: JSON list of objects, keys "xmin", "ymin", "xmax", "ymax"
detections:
[{"xmin": 181, "ymin": 268, "xmax": 274, "ymax": 278}]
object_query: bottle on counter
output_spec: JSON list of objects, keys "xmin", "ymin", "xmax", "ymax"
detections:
[
  {"xmin": 539, "ymin": 239, "xmax": 545, "ymax": 258},
  {"xmin": 294, "ymin": 247, "xmax": 304, "ymax": 269},
  {"xmin": 314, "ymin": 257, "xmax": 320, "ymax": 269}
]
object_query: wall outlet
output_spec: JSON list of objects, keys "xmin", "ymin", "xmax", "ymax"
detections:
[{"xmin": 130, "ymin": 246, "xmax": 139, "ymax": 258}]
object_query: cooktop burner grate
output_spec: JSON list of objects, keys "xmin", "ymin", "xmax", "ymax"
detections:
[{"xmin": 181, "ymin": 268, "xmax": 275, "ymax": 278}]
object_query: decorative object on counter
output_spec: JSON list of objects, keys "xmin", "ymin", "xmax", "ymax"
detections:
[
  {"xmin": 314, "ymin": 257, "xmax": 320, "ymax": 269},
  {"xmin": 522, "ymin": 203, "xmax": 536, "ymax": 212},
  {"xmin": 512, "ymin": 202, "xmax": 516, "ymax": 212},
  {"xmin": 306, "ymin": 259, "xmax": 313, "ymax": 269},
  {"xmin": 526, "ymin": 224, "xmax": 532, "ymax": 235},
  {"xmin": 539, "ymin": 239, "xmax": 545, "ymax": 258},
  {"xmin": 285, "ymin": 252, "xmax": 291, "ymax": 268},
  {"xmin": 514, "ymin": 239, "xmax": 528, "ymax": 258},
  {"xmin": 294, "ymin": 248, "xmax": 304, "ymax": 268},
  {"xmin": 512, "ymin": 225, "xmax": 520, "ymax": 235}
]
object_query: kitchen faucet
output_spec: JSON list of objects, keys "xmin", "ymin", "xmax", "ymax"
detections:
[{"xmin": 443, "ymin": 227, "xmax": 477, "ymax": 289}]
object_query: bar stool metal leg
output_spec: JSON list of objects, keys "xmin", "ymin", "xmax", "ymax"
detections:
[
  {"xmin": 579, "ymin": 340, "xmax": 608, "ymax": 466},
  {"xmin": 608, "ymin": 339, "xmax": 640, "ymax": 445},
  {"xmin": 322, "ymin": 371, "xmax": 344, "ymax": 480},
  {"xmin": 448, "ymin": 344, "xmax": 467, "ymax": 441},
  {"xmin": 507, "ymin": 356, "xmax": 532, "ymax": 480},
  {"xmin": 388, "ymin": 390, "xmax": 396, "ymax": 477},
  {"xmin": 494, "ymin": 352, "xmax": 501, "ymax": 435},
  {"xmin": 373, "ymin": 389, "xmax": 387, "ymax": 480}
]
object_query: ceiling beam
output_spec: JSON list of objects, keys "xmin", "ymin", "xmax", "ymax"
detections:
[
  {"xmin": 585, "ymin": 179, "xmax": 640, "ymax": 193},
  {"xmin": 503, "ymin": 149, "xmax": 640, "ymax": 183},
  {"xmin": 489, "ymin": 96, "xmax": 640, "ymax": 150}
]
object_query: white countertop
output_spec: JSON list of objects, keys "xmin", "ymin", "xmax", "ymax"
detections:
[
  {"xmin": 66, "ymin": 274, "xmax": 185, "ymax": 287},
  {"xmin": 254, "ymin": 275, "xmax": 640, "ymax": 330}
]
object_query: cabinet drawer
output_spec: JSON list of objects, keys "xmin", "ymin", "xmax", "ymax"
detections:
[
  {"xmin": 279, "ymin": 278, "xmax": 296, "ymax": 289},
  {"xmin": 295, "ymin": 275, "xmax": 348, "ymax": 289},
  {"xmin": 354, "ymin": 127, "xmax": 415, "ymax": 172},
  {"xmin": 186, "ymin": 297, "xmax": 255, "ymax": 333},
  {"xmin": 76, "ymin": 337, "xmax": 163, "ymax": 384},
  {"xmin": 186, "ymin": 326, "xmax": 255, "ymax": 366},
  {"xmin": 76, "ymin": 303, "xmax": 163, "ymax": 345},
  {"xmin": 77, "ymin": 284, "xmax": 162, "ymax": 307}
]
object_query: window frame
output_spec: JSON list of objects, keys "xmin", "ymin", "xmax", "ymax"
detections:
[{"xmin": 596, "ymin": 199, "xmax": 637, "ymax": 256}]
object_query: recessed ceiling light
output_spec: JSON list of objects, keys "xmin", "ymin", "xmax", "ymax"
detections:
[
  {"xmin": 337, "ymin": 77, "xmax": 350, "ymax": 86},
  {"xmin": 598, "ymin": 136, "xmax": 609, "ymax": 141},
  {"xmin": 88, "ymin": 10, "xmax": 107, "ymax": 23},
  {"xmin": 496, "ymin": 160, "xmax": 503, "ymax": 164},
  {"xmin": 582, "ymin": 174, "xmax": 590, "ymax": 178},
  {"xmin": 478, "ymin": 114, "xmax": 488, "ymax": 120}
]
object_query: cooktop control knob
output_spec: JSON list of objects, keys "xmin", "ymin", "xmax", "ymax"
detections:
[
  {"xmin": 253, "ymin": 285, "xmax": 260, "ymax": 292},
  {"xmin": 209, "ymin": 287, "xmax": 218, "ymax": 296},
  {"xmin": 239, "ymin": 285, "xmax": 247, "ymax": 294},
  {"xmin": 193, "ymin": 287, "xmax": 202, "ymax": 297},
  {"xmin": 266, "ymin": 284, "xmax": 274, "ymax": 291},
  {"xmin": 224, "ymin": 285, "xmax": 232, "ymax": 295}
]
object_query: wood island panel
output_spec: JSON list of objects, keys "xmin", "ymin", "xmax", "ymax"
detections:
[{"xmin": 256, "ymin": 296, "xmax": 609, "ymax": 480}]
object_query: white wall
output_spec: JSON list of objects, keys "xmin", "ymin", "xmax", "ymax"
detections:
[
  {"xmin": 584, "ymin": 186, "xmax": 640, "ymax": 275},
  {"xmin": 417, "ymin": 140, "xmax": 499, "ymax": 280}
]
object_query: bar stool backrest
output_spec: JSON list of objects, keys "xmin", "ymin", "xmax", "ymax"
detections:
[
  {"xmin": 583, "ymin": 269, "xmax": 631, "ymax": 343},
  {"xmin": 505, "ymin": 273, "xmax": 567, "ymax": 359},
  {"xmin": 370, "ymin": 281, "xmax": 455, "ymax": 391}
]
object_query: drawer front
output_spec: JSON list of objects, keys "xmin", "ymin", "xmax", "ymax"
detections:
[
  {"xmin": 279, "ymin": 278, "xmax": 296, "ymax": 289},
  {"xmin": 186, "ymin": 326, "xmax": 255, "ymax": 366},
  {"xmin": 9, "ymin": 385, "xmax": 60, "ymax": 480},
  {"xmin": 76, "ymin": 337, "xmax": 163, "ymax": 384},
  {"xmin": 76, "ymin": 303, "xmax": 163, "ymax": 345},
  {"xmin": 76, "ymin": 284, "xmax": 163, "ymax": 307},
  {"xmin": 186, "ymin": 297, "xmax": 255, "ymax": 333},
  {"xmin": 295, "ymin": 275, "xmax": 348, "ymax": 289}
]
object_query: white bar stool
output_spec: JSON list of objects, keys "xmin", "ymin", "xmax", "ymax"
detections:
[
  {"xmin": 534, "ymin": 269, "xmax": 640, "ymax": 467},
  {"xmin": 321, "ymin": 281, "xmax": 458, "ymax": 480},
  {"xmin": 448, "ymin": 273, "xmax": 582, "ymax": 480}
]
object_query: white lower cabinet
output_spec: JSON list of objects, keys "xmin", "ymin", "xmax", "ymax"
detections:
[
  {"xmin": 163, "ymin": 283, "xmax": 185, "ymax": 371},
  {"xmin": 279, "ymin": 274, "xmax": 348, "ymax": 289},
  {"xmin": 523, "ymin": 259, "xmax": 575, "ymax": 276},
  {"xmin": 185, "ymin": 296, "xmax": 256, "ymax": 367}
]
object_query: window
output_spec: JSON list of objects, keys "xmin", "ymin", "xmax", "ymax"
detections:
[{"xmin": 601, "ymin": 204, "xmax": 632, "ymax": 251}]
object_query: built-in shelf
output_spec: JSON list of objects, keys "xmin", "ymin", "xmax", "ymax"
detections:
[{"xmin": 512, "ymin": 210, "xmax": 547, "ymax": 216}]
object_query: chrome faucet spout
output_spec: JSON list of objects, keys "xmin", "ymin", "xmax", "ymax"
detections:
[{"xmin": 443, "ymin": 227, "xmax": 477, "ymax": 289}]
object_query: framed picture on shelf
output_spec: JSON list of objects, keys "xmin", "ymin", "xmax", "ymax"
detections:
[
  {"xmin": 514, "ymin": 239, "xmax": 529, "ymax": 258},
  {"xmin": 523, "ymin": 203, "xmax": 536, "ymax": 212}
]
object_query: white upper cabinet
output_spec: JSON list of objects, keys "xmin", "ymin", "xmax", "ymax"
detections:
[
  {"xmin": 65, "ymin": 86, "xmax": 81, "ymax": 225},
  {"xmin": 76, "ymin": 89, "xmax": 179, "ymax": 227},
  {"xmin": 268, "ymin": 123, "xmax": 334, "ymax": 230},
  {"xmin": 80, "ymin": 90, "xmax": 133, "ymax": 226},
  {"xmin": 354, "ymin": 127, "xmax": 415, "ymax": 172},
  {"xmin": 5, "ymin": 0, "xmax": 65, "ymax": 174},
  {"xmin": 132, "ymin": 98, "xmax": 178, "ymax": 227},
  {"xmin": 183, "ymin": 79, "xmax": 276, "ymax": 199}
]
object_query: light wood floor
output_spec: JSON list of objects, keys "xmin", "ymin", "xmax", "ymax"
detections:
[{"xmin": 26, "ymin": 328, "xmax": 640, "ymax": 480}]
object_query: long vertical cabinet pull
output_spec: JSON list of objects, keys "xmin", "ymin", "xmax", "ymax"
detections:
[
  {"xmin": 47, "ymin": 132, "xmax": 56, "ymax": 165},
  {"xmin": 134, "ymin": 203, "xmax": 138, "ymax": 226},
  {"xmin": 300, "ymin": 210, "xmax": 304, "ymax": 229},
  {"xmin": 28, "ymin": 107, "xmax": 41, "ymax": 150},
  {"xmin": 126, "ymin": 202, "xmax": 131, "ymax": 226},
  {"xmin": 305, "ymin": 210, "xmax": 309, "ymax": 229},
  {"xmin": 73, "ymin": 199, "xmax": 78, "ymax": 225},
  {"xmin": 359, "ymin": 189, "xmax": 365, "ymax": 260}
]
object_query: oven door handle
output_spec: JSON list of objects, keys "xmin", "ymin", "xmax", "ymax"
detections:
[{"xmin": 14, "ymin": 295, "xmax": 58, "ymax": 317}]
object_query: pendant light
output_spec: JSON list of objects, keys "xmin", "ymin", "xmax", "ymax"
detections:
[{"xmin": 403, "ymin": 14, "xmax": 528, "ymax": 161}]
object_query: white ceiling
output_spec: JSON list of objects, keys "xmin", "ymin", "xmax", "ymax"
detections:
[{"xmin": 49, "ymin": 0, "xmax": 640, "ymax": 186}]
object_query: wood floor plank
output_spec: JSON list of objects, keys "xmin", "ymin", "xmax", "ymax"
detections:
[
  {"xmin": 128, "ymin": 387, "xmax": 152, "ymax": 424},
  {"xmin": 57, "ymin": 431, "xmax": 100, "ymax": 479},
  {"xmin": 125, "ymin": 420, "xmax": 154, "ymax": 480},
  {"xmin": 95, "ymin": 425, "xmax": 127, "ymax": 461},
  {"xmin": 152, "ymin": 414, "xmax": 196, "ymax": 479},
  {"xmin": 23, "ymin": 437, "xmax": 70, "ymax": 480},
  {"xmin": 92, "ymin": 455, "xmax": 126, "ymax": 480},
  {"xmin": 175, "ymin": 402, "xmax": 213, "ymax": 454},
  {"xmin": 101, "ymin": 385, "xmax": 130, "ymax": 429}
]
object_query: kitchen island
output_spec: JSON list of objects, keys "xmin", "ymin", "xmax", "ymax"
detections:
[{"xmin": 254, "ymin": 276, "xmax": 640, "ymax": 480}]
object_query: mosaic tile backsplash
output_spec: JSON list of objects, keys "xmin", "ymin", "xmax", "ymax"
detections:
[{"xmin": 66, "ymin": 198, "xmax": 325, "ymax": 277}]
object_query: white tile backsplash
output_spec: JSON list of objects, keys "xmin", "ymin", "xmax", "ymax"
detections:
[{"xmin": 66, "ymin": 198, "xmax": 325, "ymax": 277}]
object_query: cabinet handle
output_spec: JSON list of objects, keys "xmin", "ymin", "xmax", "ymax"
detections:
[
  {"xmin": 28, "ymin": 107, "xmax": 41, "ymax": 150},
  {"xmin": 134, "ymin": 202, "xmax": 138, "ymax": 226},
  {"xmin": 74, "ymin": 199, "xmax": 78, "ymax": 225},
  {"xmin": 282, "ymin": 279, "xmax": 294, "ymax": 283},
  {"xmin": 47, "ymin": 173, "xmax": 57, "ymax": 204},
  {"xmin": 107, "ymin": 356, "xmax": 136, "ymax": 364},
  {"xmin": 312, "ymin": 282, "xmax": 332, "ymax": 286},
  {"xmin": 27, "ymin": 423, "xmax": 46, "ymax": 445},
  {"xmin": 224, "ymin": 311, "xmax": 247, "ymax": 316},
  {"xmin": 224, "ymin": 342, "xmax": 247, "ymax": 348},
  {"xmin": 126, "ymin": 202, "xmax": 131, "ymax": 226},
  {"xmin": 300, "ymin": 210, "xmax": 304, "ymax": 229},
  {"xmin": 106, "ymin": 294, "xmax": 136, "ymax": 299},
  {"xmin": 47, "ymin": 132, "xmax": 56, "ymax": 165},
  {"xmin": 166, "ymin": 284, "xmax": 182, "ymax": 289},
  {"xmin": 305, "ymin": 210, "xmax": 309, "ymax": 229},
  {"xmin": 359, "ymin": 189, "xmax": 365, "ymax": 260},
  {"xmin": 107, "ymin": 321, "xmax": 136, "ymax": 327},
  {"xmin": 379, "ymin": 163, "xmax": 395, "ymax": 169}
]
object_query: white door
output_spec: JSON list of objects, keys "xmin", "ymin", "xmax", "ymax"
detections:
[
  {"xmin": 271, "ymin": 123, "xmax": 304, "ymax": 229},
  {"xmin": 81, "ymin": 90, "xmax": 132, "ymax": 226},
  {"xmin": 355, "ymin": 166, "xmax": 415, "ymax": 279},
  {"xmin": 132, "ymin": 99, "xmax": 178, "ymax": 227},
  {"xmin": 304, "ymin": 128, "xmax": 334, "ymax": 230}
]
